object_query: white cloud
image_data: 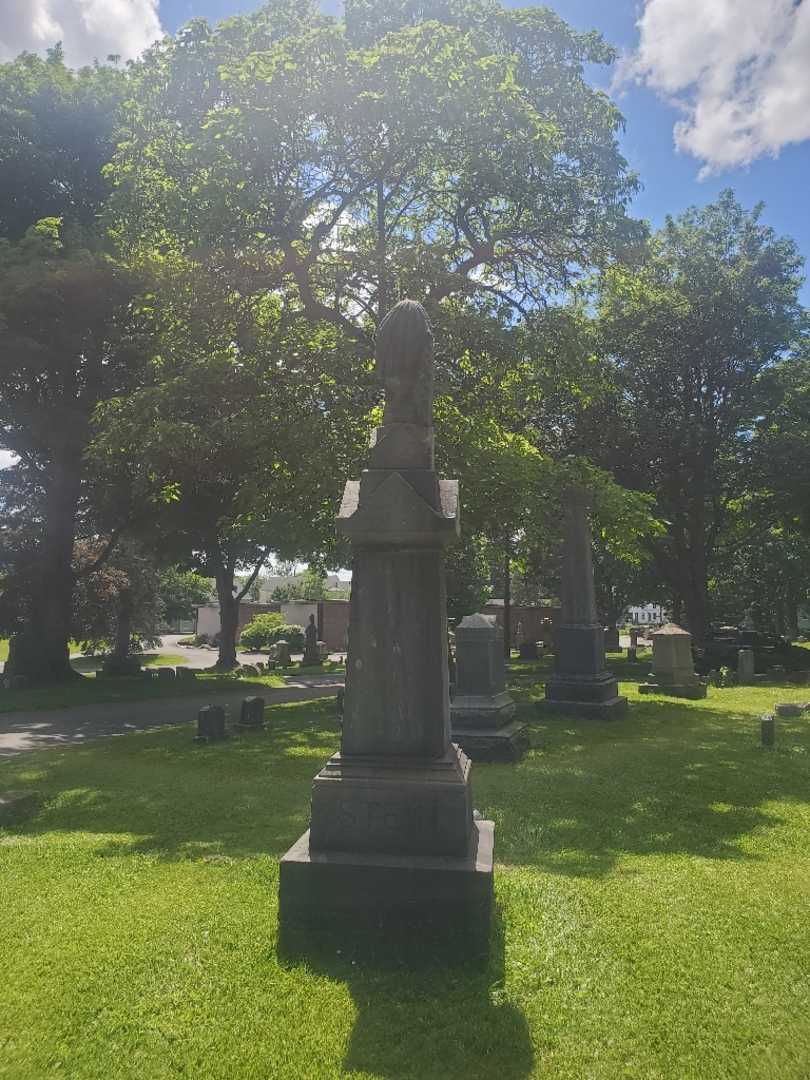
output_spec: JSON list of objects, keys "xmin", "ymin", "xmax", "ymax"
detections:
[
  {"xmin": 624, "ymin": 0, "xmax": 810, "ymax": 176},
  {"xmin": 0, "ymin": 0, "xmax": 162, "ymax": 67}
]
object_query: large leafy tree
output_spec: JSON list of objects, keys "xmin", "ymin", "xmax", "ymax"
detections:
[
  {"xmin": 108, "ymin": 0, "xmax": 641, "ymax": 334},
  {"xmin": 93, "ymin": 260, "xmax": 370, "ymax": 669},
  {"xmin": 583, "ymin": 192, "xmax": 805, "ymax": 643},
  {"xmin": 0, "ymin": 47, "xmax": 127, "ymax": 240},
  {"xmin": 0, "ymin": 221, "xmax": 151, "ymax": 682}
]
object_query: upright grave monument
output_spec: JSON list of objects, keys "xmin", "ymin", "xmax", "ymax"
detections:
[
  {"xmin": 451, "ymin": 613, "xmax": 528, "ymax": 761},
  {"xmin": 279, "ymin": 300, "xmax": 494, "ymax": 930},
  {"xmin": 542, "ymin": 487, "xmax": 627, "ymax": 718},
  {"xmin": 639, "ymin": 623, "xmax": 707, "ymax": 699}
]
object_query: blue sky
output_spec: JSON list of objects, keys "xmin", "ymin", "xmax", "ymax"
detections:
[{"xmin": 151, "ymin": 0, "xmax": 810, "ymax": 304}]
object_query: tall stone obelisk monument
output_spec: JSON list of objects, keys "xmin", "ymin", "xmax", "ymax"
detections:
[
  {"xmin": 279, "ymin": 301, "xmax": 494, "ymax": 927},
  {"xmin": 542, "ymin": 487, "xmax": 627, "ymax": 717}
]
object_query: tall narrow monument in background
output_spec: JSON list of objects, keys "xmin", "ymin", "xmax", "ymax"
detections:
[
  {"xmin": 542, "ymin": 487, "xmax": 627, "ymax": 718},
  {"xmin": 279, "ymin": 301, "xmax": 494, "ymax": 931}
]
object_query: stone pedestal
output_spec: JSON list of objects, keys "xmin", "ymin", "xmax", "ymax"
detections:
[
  {"xmin": 639, "ymin": 623, "xmax": 707, "ymax": 699},
  {"xmin": 451, "ymin": 613, "xmax": 528, "ymax": 761},
  {"xmin": 541, "ymin": 490, "xmax": 627, "ymax": 719},
  {"xmin": 279, "ymin": 301, "xmax": 493, "ymax": 934}
]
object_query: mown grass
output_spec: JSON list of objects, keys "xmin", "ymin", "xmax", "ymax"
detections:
[
  {"xmin": 0, "ymin": 671, "xmax": 286, "ymax": 715},
  {"xmin": 2, "ymin": 675, "xmax": 810, "ymax": 1078}
]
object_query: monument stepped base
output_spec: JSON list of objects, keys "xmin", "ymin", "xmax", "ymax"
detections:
[
  {"xmin": 451, "ymin": 721, "xmax": 529, "ymax": 762},
  {"xmin": 279, "ymin": 820, "xmax": 494, "ymax": 927},
  {"xmin": 538, "ymin": 695, "xmax": 628, "ymax": 719}
]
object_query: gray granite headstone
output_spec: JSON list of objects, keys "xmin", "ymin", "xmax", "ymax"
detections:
[
  {"xmin": 302, "ymin": 615, "xmax": 321, "ymax": 666},
  {"xmin": 279, "ymin": 300, "xmax": 494, "ymax": 933},
  {"xmin": 639, "ymin": 623, "xmax": 707, "ymax": 699},
  {"xmin": 450, "ymin": 613, "xmax": 528, "ymax": 761},
  {"xmin": 195, "ymin": 705, "xmax": 227, "ymax": 743},
  {"xmin": 237, "ymin": 695, "xmax": 265, "ymax": 729},
  {"xmin": 738, "ymin": 648, "xmax": 755, "ymax": 685}
]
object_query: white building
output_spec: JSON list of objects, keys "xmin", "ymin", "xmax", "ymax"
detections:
[{"xmin": 625, "ymin": 603, "xmax": 667, "ymax": 626}]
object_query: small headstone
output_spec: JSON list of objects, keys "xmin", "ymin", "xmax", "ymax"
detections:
[
  {"xmin": 195, "ymin": 704, "xmax": 227, "ymax": 743},
  {"xmin": 317, "ymin": 641, "xmax": 329, "ymax": 662},
  {"xmin": 275, "ymin": 640, "xmax": 291, "ymax": 667},
  {"xmin": 157, "ymin": 667, "xmax": 176, "ymax": 680},
  {"xmin": 774, "ymin": 702, "xmax": 804, "ymax": 718},
  {"xmin": 237, "ymin": 695, "xmax": 265, "ymax": 730},
  {"xmin": 737, "ymin": 648, "xmax": 755, "ymax": 685},
  {"xmin": 141, "ymin": 668, "xmax": 158, "ymax": 680},
  {"xmin": 761, "ymin": 714, "xmax": 776, "ymax": 748},
  {"xmin": 102, "ymin": 655, "xmax": 142, "ymax": 677},
  {"xmin": 604, "ymin": 626, "xmax": 620, "ymax": 652},
  {"xmin": 302, "ymin": 614, "xmax": 321, "ymax": 666},
  {"xmin": 639, "ymin": 623, "xmax": 707, "ymax": 699},
  {"xmin": 451, "ymin": 613, "xmax": 528, "ymax": 761},
  {"xmin": 518, "ymin": 640, "xmax": 539, "ymax": 660},
  {"xmin": 176, "ymin": 667, "xmax": 197, "ymax": 680},
  {"xmin": 769, "ymin": 665, "xmax": 787, "ymax": 680}
]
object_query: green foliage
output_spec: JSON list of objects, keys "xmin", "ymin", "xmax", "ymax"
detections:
[
  {"xmin": 238, "ymin": 612, "xmax": 285, "ymax": 650},
  {"xmin": 0, "ymin": 49, "xmax": 127, "ymax": 239},
  {"xmin": 109, "ymin": 0, "xmax": 640, "ymax": 328},
  {"xmin": 444, "ymin": 535, "xmax": 492, "ymax": 622},
  {"xmin": 585, "ymin": 190, "xmax": 806, "ymax": 640}
]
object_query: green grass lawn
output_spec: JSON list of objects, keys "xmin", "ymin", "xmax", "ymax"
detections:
[
  {"xmin": 0, "ymin": 671, "xmax": 285, "ymax": 714},
  {"xmin": 2, "ymin": 675, "xmax": 810, "ymax": 1078}
]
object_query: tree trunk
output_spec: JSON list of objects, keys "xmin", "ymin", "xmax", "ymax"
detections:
[
  {"xmin": 214, "ymin": 561, "xmax": 239, "ymax": 670},
  {"xmin": 5, "ymin": 460, "xmax": 81, "ymax": 684},
  {"xmin": 503, "ymin": 546, "xmax": 511, "ymax": 661},
  {"xmin": 114, "ymin": 589, "xmax": 133, "ymax": 661},
  {"xmin": 786, "ymin": 591, "xmax": 800, "ymax": 641},
  {"xmin": 774, "ymin": 598, "xmax": 786, "ymax": 638}
]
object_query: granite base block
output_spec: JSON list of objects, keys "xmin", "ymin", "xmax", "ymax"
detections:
[
  {"xmin": 451, "ymin": 720, "xmax": 530, "ymax": 762},
  {"xmin": 538, "ymin": 694, "xmax": 628, "ymax": 719},
  {"xmin": 278, "ymin": 820, "xmax": 494, "ymax": 928},
  {"xmin": 638, "ymin": 681, "xmax": 707, "ymax": 699}
]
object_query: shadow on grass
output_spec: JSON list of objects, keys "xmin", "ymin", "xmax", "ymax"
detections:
[
  {"xmin": 3, "ymin": 693, "xmax": 810, "ymax": 880},
  {"xmin": 279, "ymin": 908, "xmax": 533, "ymax": 1080},
  {"xmin": 478, "ymin": 695, "xmax": 810, "ymax": 876}
]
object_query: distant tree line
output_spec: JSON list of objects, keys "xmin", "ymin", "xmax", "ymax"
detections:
[{"xmin": 0, "ymin": 2, "xmax": 807, "ymax": 683}]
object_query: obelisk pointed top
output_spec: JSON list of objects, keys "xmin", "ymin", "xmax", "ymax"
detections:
[{"xmin": 375, "ymin": 300, "xmax": 434, "ymax": 428}]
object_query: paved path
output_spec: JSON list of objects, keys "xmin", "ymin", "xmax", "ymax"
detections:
[{"xmin": 0, "ymin": 678, "xmax": 344, "ymax": 759}]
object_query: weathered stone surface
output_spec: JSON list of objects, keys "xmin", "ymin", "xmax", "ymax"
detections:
[
  {"xmin": 157, "ymin": 667, "xmax": 176, "ymax": 680},
  {"xmin": 302, "ymin": 614, "xmax": 321, "ymax": 666},
  {"xmin": 542, "ymin": 489, "xmax": 626, "ymax": 719},
  {"xmin": 604, "ymin": 627, "xmax": 620, "ymax": 652},
  {"xmin": 279, "ymin": 820, "xmax": 493, "ymax": 926},
  {"xmin": 775, "ymin": 702, "xmax": 805, "ymax": 718},
  {"xmin": 279, "ymin": 300, "xmax": 492, "ymax": 934},
  {"xmin": 738, "ymin": 648, "xmax": 756, "ymax": 685},
  {"xmin": 274, "ymin": 641, "xmax": 291, "ymax": 667},
  {"xmin": 195, "ymin": 704, "xmax": 227, "ymax": 743},
  {"xmin": 450, "ymin": 612, "xmax": 526, "ymax": 762},
  {"xmin": 518, "ymin": 641, "xmax": 539, "ymax": 660},
  {"xmin": 639, "ymin": 623, "xmax": 708, "ymax": 699},
  {"xmin": 176, "ymin": 666, "xmax": 197, "ymax": 680},
  {"xmin": 761, "ymin": 715, "xmax": 776, "ymax": 747},
  {"xmin": 237, "ymin": 695, "xmax": 265, "ymax": 730}
]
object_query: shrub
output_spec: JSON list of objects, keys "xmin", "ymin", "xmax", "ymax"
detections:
[
  {"xmin": 267, "ymin": 623, "xmax": 305, "ymax": 653},
  {"xmin": 239, "ymin": 612, "xmax": 285, "ymax": 651}
]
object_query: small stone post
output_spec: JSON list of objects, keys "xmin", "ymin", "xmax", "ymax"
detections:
[{"xmin": 761, "ymin": 714, "xmax": 776, "ymax": 748}]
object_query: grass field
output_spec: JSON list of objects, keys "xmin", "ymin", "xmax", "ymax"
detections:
[
  {"xmin": 2, "ymin": 670, "xmax": 810, "ymax": 1079},
  {"xmin": 0, "ymin": 670, "xmax": 286, "ymax": 715}
]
